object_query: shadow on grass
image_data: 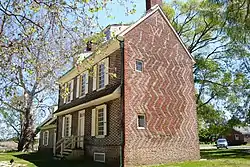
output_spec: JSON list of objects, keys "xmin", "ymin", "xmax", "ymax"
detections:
[
  {"xmin": 201, "ymin": 149, "xmax": 250, "ymax": 160},
  {"xmin": 14, "ymin": 152, "xmax": 108, "ymax": 167}
]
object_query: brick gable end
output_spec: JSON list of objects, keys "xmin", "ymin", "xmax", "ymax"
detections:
[{"xmin": 123, "ymin": 10, "xmax": 199, "ymax": 166}]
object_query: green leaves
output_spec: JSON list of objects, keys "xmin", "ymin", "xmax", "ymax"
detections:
[{"xmin": 164, "ymin": 0, "xmax": 250, "ymax": 127}]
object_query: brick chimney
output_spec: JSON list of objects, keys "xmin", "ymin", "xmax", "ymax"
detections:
[{"xmin": 146, "ymin": 0, "xmax": 162, "ymax": 11}]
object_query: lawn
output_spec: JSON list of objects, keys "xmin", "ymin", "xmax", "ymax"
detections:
[
  {"xmin": 0, "ymin": 149, "xmax": 249, "ymax": 167},
  {"xmin": 154, "ymin": 149, "xmax": 250, "ymax": 167}
]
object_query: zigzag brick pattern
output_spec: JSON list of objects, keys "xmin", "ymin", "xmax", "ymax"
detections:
[{"xmin": 123, "ymin": 10, "xmax": 200, "ymax": 166}]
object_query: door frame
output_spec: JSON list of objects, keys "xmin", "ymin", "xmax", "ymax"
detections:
[{"xmin": 78, "ymin": 110, "xmax": 85, "ymax": 148}]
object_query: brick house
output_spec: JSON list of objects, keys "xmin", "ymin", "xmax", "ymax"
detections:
[
  {"xmin": 39, "ymin": 0, "xmax": 200, "ymax": 166},
  {"xmin": 226, "ymin": 126, "xmax": 250, "ymax": 145},
  {"xmin": 38, "ymin": 113, "xmax": 57, "ymax": 155}
]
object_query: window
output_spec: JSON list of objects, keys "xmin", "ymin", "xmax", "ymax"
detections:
[
  {"xmin": 93, "ymin": 58, "xmax": 109, "ymax": 91},
  {"xmin": 64, "ymin": 80, "xmax": 74, "ymax": 103},
  {"xmin": 76, "ymin": 71, "xmax": 88, "ymax": 98},
  {"xmin": 62, "ymin": 115, "xmax": 72, "ymax": 137},
  {"xmin": 97, "ymin": 108, "xmax": 105, "ymax": 136},
  {"xmin": 135, "ymin": 60, "xmax": 143, "ymax": 72},
  {"xmin": 91, "ymin": 104, "xmax": 107, "ymax": 137},
  {"xmin": 43, "ymin": 131, "xmax": 49, "ymax": 146},
  {"xmin": 138, "ymin": 114, "xmax": 146, "ymax": 129},
  {"xmin": 94, "ymin": 152, "xmax": 105, "ymax": 163},
  {"xmin": 98, "ymin": 63, "xmax": 105, "ymax": 89},
  {"xmin": 81, "ymin": 73, "xmax": 87, "ymax": 95}
]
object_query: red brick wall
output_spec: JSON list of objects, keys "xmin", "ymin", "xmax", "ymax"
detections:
[
  {"xmin": 146, "ymin": 0, "xmax": 162, "ymax": 10},
  {"xmin": 226, "ymin": 130, "xmax": 245, "ymax": 145},
  {"xmin": 57, "ymin": 98, "xmax": 121, "ymax": 165},
  {"xmin": 123, "ymin": 10, "xmax": 199, "ymax": 166}
]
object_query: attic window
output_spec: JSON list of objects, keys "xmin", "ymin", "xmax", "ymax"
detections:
[{"xmin": 135, "ymin": 60, "xmax": 143, "ymax": 72}]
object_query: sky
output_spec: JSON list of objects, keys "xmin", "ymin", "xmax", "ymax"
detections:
[
  {"xmin": 97, "ymin": 0, "xmax": 146, "ymax": 27},
  {"xmin": 0, "ymin": 0, "xmax": 169, "ymax": 139}
]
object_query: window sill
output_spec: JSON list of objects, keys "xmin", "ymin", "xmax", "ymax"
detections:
[
  {"xmin": 79, "ymin": 94, "xmax": 87, "ymax": 98},
  {"xmin": 97, "ymin": 86, "xmax": 106, "ymax": 91},
  {"xmin": 95, "ymin": 135, "xmax": 105, "ymax": 138},
  {"xmin": 137, "ymin": 127, "xmax": 146, "ymax": 130}
]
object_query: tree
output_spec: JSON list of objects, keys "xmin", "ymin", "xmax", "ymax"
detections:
[
  {"xmin": 162, "ymin": 0, "xmax": 250, "ymax": 126},
  {"xmin": 0, "ymin": 0, "xmax": 136, "ymax": 151}
]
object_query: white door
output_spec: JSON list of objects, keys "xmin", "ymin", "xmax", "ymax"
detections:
[{"xmin": 78, "ymin": 110, "xmax": 85, "ymax": 148}]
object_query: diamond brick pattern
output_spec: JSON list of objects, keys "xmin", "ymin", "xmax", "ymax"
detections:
[{"xmin": 123, "ymin": 10, "xmax": 200, "ymax": 166}]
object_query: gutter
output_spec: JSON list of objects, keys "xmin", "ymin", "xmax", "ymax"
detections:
[{"xmin": 117, "ymin": 36, "xmax": 125, "ymax": 167}]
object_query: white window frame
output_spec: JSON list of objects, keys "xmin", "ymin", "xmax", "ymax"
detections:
[
  {"xmin": 93, "ymin": 57, "xmax": 109, "ymax": 91},
  {"xmin": 97, "ymin": 61, "xmax": 105, "ymax": 90},
  {"xmin": 135, "ymin": 59, "xmax": 143, "ymax": 72},
  {"xmin": 64, "ymin": 80, "xmax": 74, "ymax": 103},
  {"xmin": 80, "ymin": 71, "xmax": 89, "ymax": 97},
  {"xmin": 94, "ymin": 152, "xmax": 105, "ymax": 163},
  {"xmin": 91, "ymin": 104, "xmax": 107, "ymax": 138},
  {"xmin": 62, "ymin": 114, "xmax": 72, "ymax": 137},
  {"xmin": 43, "ymin": 130, "xmax": 49, "ymax": 146},
  {"xmin": 137, "ymin": 114, "xmax": 146, "ymax": 129}
]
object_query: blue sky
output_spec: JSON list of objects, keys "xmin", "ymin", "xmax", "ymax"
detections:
[
  {"xmin": 96, "ymin": 0, "xmax": 169, "ymax": 28},
  {"xmin": 97, "ymin": 0, "xmax": 146, "ymax": 27}
]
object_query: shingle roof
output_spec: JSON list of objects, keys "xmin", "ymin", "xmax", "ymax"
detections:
[{"xmin": 234, "ymin": 126, "xmax": 250, "ymax": 135}]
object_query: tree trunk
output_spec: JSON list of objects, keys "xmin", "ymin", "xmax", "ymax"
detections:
[
  {"xmin": 18, "ymin": 93, "xmax": 35, "ymax": 152},
  {"xmin": 18, "ymin": 111, "xmax": 35, "ymax": 152}
]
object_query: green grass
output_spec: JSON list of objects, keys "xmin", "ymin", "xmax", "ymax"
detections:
[
  {"xmin": 150, "ymin": 149, "xmax": 250, "ymax": 167},
  {"xmin": 0, "ymin": 149, "xmax": 249, "ymax": 167},
  {"xmin": 0, "ymin": 152, "xmax": 106, "ymax": 167}
]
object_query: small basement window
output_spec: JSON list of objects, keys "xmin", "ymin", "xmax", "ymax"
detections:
[
  {"xmin": 94, "ymin": 152, "xmax": 105, "ymax": 163},
  {"xmin": 135, "ymin": 60, "xmax": 143, "ymax": 72},
  {"xmin": 138, "ymin": 114, "xmax": 146, "ymax": 129}
]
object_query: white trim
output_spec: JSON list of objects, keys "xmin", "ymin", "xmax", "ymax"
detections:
[
  {"xmin": 94, "ymin": 152, "xmax": 105, "ymax": 163},
  {"xmin": 97, "ymin": 59, "xmax": 106, "ymax": 90},
  {"xmin": 85, "ymin": 71, "xmax": 89, "ymax": 94},
  {"xmin": 70, "ymin": 80, "xmax": 74, "ymax": 101},
  {"xmin": 104, "ymin": 57, "xmax": 109, "ymax": 86},
  {"xmin": 53, "ymin": 130, "xmax": 56, "ymax": 155},
  {"xmin": 93, "ymin": 65, "xmax": 97, "ymax": 91},
  {"xmin": 118, "ymin": 5, "xmax": 195, "ymax": 63},
  {"xmin": 103, "ymin": 104, "xmax": 107, "ymax": 136},
  {"xmin": 43, "ymin": 130, "xmax": 49, "ymax": 146},
  {"xmin": 55, "ymin": 86, "xmax": 121, "ymax": 116},
  {"xmin": 76, "ymin": 76, "xmax": 80, "ymax": 98},
  {"xmin": 62, "ymin": 117, "xmax": 65, "ymax": 137},
  {"xmin": 78, "ymin": 110, "xmax": 85, "ymax": 148},
  {"xmin": 63, "ymin": 84, "xmax": 67, "ymax": 103},
  {"xmin": 44, "ymin": 117, "xmax": 57, "ymax": 126},
  {"xmin": 40, "ymin": 125, "xmax": 57, "ymax": 130},
  {"xmin": 58, "ymin": 40, "xmax": 120, "ymax": 84},
  {"xmin": 95, "ymin": 104, "xmax": 107, "ymax": 137},
  {"xmin": 64, "ymin": 114, "xmax": 72, "ymax": 137},
  {"xmin": 91, "ymin": 108, "xmax": 96, "ymax": 137}
]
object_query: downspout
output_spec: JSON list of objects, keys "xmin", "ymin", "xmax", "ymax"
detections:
[{"xmin": 117, "ymin": 36, "xmax": 125, "ymax": 167}]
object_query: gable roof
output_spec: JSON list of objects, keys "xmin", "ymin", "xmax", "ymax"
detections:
[
  {"xmin": 234, "ymin": 126, "xmax": 250, "ymax": 135},
  {"xmin": 118, "ymin": 5, "xmax": 195, "ymax": 63}
]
